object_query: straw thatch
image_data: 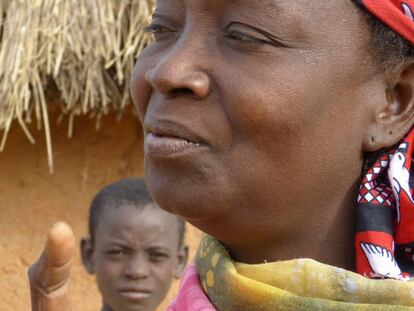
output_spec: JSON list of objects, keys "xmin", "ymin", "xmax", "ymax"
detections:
[{"xmin": 0, "ymin": 0, "xmax": 155, "ymax": 172}]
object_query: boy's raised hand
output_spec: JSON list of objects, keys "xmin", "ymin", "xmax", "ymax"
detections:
[{"xmin": 29, "ymin": 222, "xmax": 75, "ymax": 311}]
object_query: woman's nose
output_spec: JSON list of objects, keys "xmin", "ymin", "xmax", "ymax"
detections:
[{"xmin": 144, "ymin": 46, "xmax": 211, "ymax": 100}]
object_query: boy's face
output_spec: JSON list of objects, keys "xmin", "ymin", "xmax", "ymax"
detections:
[{"xmin": 81, "ymin": 205, "xmax": 187, "ymax": 311}]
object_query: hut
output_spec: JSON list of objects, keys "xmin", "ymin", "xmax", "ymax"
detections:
[{"xmin": 0, "ymin": 1, "xmax": 201, "ymax": 310}]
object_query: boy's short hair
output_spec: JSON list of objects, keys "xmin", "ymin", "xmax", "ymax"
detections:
[{"xmin": 89, "ymin": 178, "xmax": 185, "ymax": 247}]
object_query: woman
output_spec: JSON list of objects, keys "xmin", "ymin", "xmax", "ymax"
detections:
[{"xmin": 30, "ymin": 0, "xmax": 414, "ymax": 310}]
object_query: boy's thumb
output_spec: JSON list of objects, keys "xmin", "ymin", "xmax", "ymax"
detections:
[
  {"xmin": 29, "ymin": 222, "xmax": 75, "ymax": 311},
  {"xmin": 46, "ymin": 222, "xmax": 76, "ymax": 268},
  {"xmin": 29, "ymin": 222, "xmax": 76, "ymax": 292}
]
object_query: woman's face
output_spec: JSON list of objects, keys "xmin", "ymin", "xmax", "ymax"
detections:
[{"xmin": 131, "ymin": 0, "xmax": 386, "ymax": 251}]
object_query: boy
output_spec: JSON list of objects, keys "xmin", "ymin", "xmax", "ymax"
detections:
[{"xmin": 29, "ymin": 178, "xmax": 188, "ymax": 311}]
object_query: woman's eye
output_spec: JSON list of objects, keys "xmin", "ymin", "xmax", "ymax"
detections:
[
  {"xmin": 144, "ymin": 23, "xmax": 175, "ymax": 41},
  {"xmin": 224, "ymin": 23, "xmax": 290, "ymax": 50},
  {"xmin": 226, "ymin": 31, "xmax": 270, "ymax": 46}
]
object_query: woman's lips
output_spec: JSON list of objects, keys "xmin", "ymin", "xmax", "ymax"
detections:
[{"xmin": 145, "ymin": 132, "xmax": 208, "ymax": 157}]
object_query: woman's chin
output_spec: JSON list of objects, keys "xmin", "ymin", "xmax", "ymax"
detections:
[
  {"xmin": 145, "ymin": 169, "xmax": 227, "ymax": 222},
  {"xmin": 149, "ymin": 186, "xmax": 217, "ymax": 221}
]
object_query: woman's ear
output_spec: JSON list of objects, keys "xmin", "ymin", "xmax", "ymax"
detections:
[
  {"xmin": 174, "ymin": 244, "xmax": 189, "ymax": 279},
  {"xmin": 80, "ymin": 237, "xmax": 95, "ymax": 275},
  {"xmin": 363, "ymin": 62, "xmax": 414, "ymax": 151}
]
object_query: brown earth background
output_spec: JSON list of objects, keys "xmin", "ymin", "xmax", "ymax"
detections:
[{"xmin": 0, "ymin": 109, "xmax": 202, "ymax": 311}]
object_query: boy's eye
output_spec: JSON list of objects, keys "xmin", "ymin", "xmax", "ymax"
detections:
[
  {"xmin": 106, "ymin": 249, "xmax": 126, "ymax": 256},
  {"xmin": 144, "ymin": 23, "xmax": 176, "ymax": 41},
  {"xmin": 149, "ymin": 252, "xmax": 170, "ymax": 262}
]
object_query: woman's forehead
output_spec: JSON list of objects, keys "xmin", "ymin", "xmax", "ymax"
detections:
[
  {"xmin": 153, "ymin": 0, "xmax": 367, "ymax": 48},
  {"xmin": 155, "ymin": 0, "xmax": 349, "ymax": 11},
  {"xmin": 153, "ymin": 0, "xmax": 360, "ymax": 31}
]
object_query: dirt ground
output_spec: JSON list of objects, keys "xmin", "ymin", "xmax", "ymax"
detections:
[{"xmin": 0, "ymin": 109, "xmax": 202, "ymax": 311}]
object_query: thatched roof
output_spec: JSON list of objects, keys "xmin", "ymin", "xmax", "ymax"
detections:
[{"xmin": 0, "ymin": 0, "xmax": 155, "ymax": 172}]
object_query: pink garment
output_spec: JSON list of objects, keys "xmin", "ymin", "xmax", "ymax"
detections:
[{"xmin": 167, "ymin": 264, "xmax": 216, "ymax": 310}]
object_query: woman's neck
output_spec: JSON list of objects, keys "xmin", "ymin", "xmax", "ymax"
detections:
[
  {"xmin": 193, "ymin": 184, "xmax": 358, "ymax": 271},
  {"xmin": 226, "ymin": 205, "xmax": 356, "ymax": 270}
]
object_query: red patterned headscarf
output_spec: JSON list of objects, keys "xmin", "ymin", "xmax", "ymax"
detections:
[
  {"xmin": 356, "ymin": 0, "xmax": 414, "ymax": 280},
  {"xmin": 359, "ymin": 0, "xmax": 414, "ymax": 42}
]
